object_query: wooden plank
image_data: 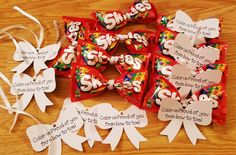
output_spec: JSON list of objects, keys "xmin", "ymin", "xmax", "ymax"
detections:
[{"xmin": 0, "ymin": 0, "xmax": 235, "ymax": 154}]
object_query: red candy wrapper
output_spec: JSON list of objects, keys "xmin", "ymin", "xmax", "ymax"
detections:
[
  {"xmin": 70, "ymin": 63, "xmax": 148, "ymax": 107},
  {"xmin": 155, "ymin": 27, "xmax": 227, "ymax": 64},
  {"xmin": 48, "ymin": 46, "xmax": 77, "ymax": 77},
  {"xmin": 155, "ymin": 27, "xmax": 177, "ymax": 56},
  {"xmin": 143, "ymin": 78, "xmax": 227, "ymax": 125},
  {"xmin": 86, "ymin": 30, "xmax": 119, "ymax": 55},
  {"xmin": 149, "ymin": 51, "xmax": 228, "ymax": 105},
  {"xmin": 77, "ymin": 40, "xmax": 151, "ymax": 74},
  {"xmin": 86, "ymin": 30, "xmax": 155, "ymax": 54},
  {"xmin": 143, "ymin": 76, "xmax": 180, "ymax": 112},
  {"xmin": 118, "ymin": 30, "xmax": 155, "ymax": 53},
  {"xmin": 77, "ymin": 40, "xmax": 110, "ymax": 72},
  {"xmin": 151, "ymin": 52, "xmax": 228, "ymax": 86},
  {"xmin": 150, "ymin": 53, "xmax": 177, "ymax": 85},
  {"xmin": 63, "ymin": 16, "xmax": 98, "ymax": 46},
  {"xmin": 115, "ymin": 52, "xmax": 151, "ymax": 75},
  {"xmin": 92, "ymin": 0, "xmax": 158, "ymax": 30},
  {"xmin": 188, "ymin": 84, "xmax": 227, "ymax": 125}
]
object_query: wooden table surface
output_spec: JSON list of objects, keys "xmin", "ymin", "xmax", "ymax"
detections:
[{"xmin": 0, "ymin": 0, "xmax": 236, "ymax": 154}]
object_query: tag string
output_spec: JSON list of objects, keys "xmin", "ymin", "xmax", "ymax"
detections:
[
  {"xmin": 14, "ymin": 6, "xmax": 44, "ymax": 49},
  {"xmin": 0, "ymin": 24, "xmax": 39, "ymax": 45},
  {"xmin": 0, "ymin": 32, "xmax": 22, "ymax": 52}
]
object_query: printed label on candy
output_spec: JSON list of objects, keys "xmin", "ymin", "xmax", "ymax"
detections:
[
  {"xmin": 169, "ymin": 64, "xmax": 222, "ymax": 98},
  {"xmin": 102, "ymin": 11, "xmax": 128, "ymax": 30},
  {"xmin": 129, "ymin": 0, "xmax": 152, "ymax": 17},
  {"xmin": 94, "ymin": 0, "xmax": 155, "ymax": 30},
  {"xmin": 61, "ymin": 46, "xmax": 76, "ymax": 65},
  {"xmin": 71, "ymin": 64, "xmax": 147, "ymax": 107},
  {"xmin": 86, "ymin": 53, "xmax": 143, "ymax": 69},
  {"xmin": 169, "ymin": 33, "xmax": 220, "ymax": 70},
  {"xmin": 173, "ymin": 10, "xmax": 220, "ymax": 38},
  {"xmin": 79, "ymin": 73, "xmax": 142, "ymax": 93},
  {"xmin": 95, "ymin": 33, "xmax": 119, "ymax": 51},
  {"xmin": 67, "ymin": 21, "xmax": 82, "ymax": 45},
  {"xmin": 79, "ymin": 41, "xmax": 148, "ymax": 73},
  {"xmin": 63, "ymin": 17, "xmax": 97, "ymax": 45}
]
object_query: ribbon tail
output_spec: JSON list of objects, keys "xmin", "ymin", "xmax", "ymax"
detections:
[
  {"xmin": 34, "ymin": 91, "xmax": 53, "ymax": 113},
  {"xmin": 0, "ymin": 86, "xmax": 13, "ymax": 114},
  {"xmin": 48, "ymin": 139, "xmax": 62, "ymax": 155},
  {"xmin": 33, "ymin": 60, "xmax": 48, "ymax": 75},
  {"xmin": 17, "ymin": 110, "xmax": 41, "ymax": 124},
  {"xmin": 124, "ymin": 126, "xmax": 147, "ymax": 149},
  {"xmin": 84, "ymin": 122, "xmax": 102, "ymax": 148},
  {"xmin": 11, "ymin": 60, "xmax": 33, "ymax": 74},
  {"xmin": 61, "ymin": 132, "xmax": 86, "ymax": 152},
  {"xmin": 160, "ymin": 119, "xmax": 183, "ymax": 143},
  {"xmin": 12, "ymin": 92, "xmax": 34, "ymax": 111},
  {"xmin": 183, "ymin": 121, "xmax": 206, "ymax": 145},
  {"xmin": 0, "ymin": 24, "xmax": 39, "ymax": 45},
  {"xmin": 9, "ymin": 112, "xmax": 19, "ymax": 132},
  {"xmin": 14, "ymin": 6, "xmax": 44, "ymax": 49},
  {"xmin": 53, "ymin": 20, "xmax": 59, "ymax": 43},
  {"xmin": 102, "ymin": 127, "xmax": 123, "ymax": 151}
]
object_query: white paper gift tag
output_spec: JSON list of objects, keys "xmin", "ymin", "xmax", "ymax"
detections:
[
  {"xmin": 63, "ymin": 98, "xmax": 113, "ymax": 148},
  {"xmin": 7, "ymin": 6, "xmax": 62, "ymax": 74},
  {"xmin": 169, "ymin": 33, "xmax": 220, "ymax": 70},
  {"xmin": 26, "ymin": 104, "xmax": 86, "ymax": 154},
  {"xmin": 169, "ymin": 64, "xmax": 222, "ymax": 98},
  {"xmin": 158, "ymin": 98, "xmax": 213, "ymax": 145},
  {"xmin": 10, "ymin": 68, "xmax": 56, "ymax": 112},
  {"xmin": 12, "ymin": 41, "xmax": 61, "ymax": 74},
  {"xmin": 0, "ymin": 71, "xmax": 41, "ymax": 132},
  {"xmin": 173, "ymin": 10, "xmax": 220, "ymax": 40},
  {"xmin": 97, "ymin": 105, "xmax": 148, "ymax": 151}
]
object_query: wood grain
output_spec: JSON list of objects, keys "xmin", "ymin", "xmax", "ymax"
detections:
[{"xmin": 0, "ymin": 0, "xmax": 236, "ymax": 154}]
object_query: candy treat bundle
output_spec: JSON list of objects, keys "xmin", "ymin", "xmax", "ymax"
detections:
[{"xmin": 0, "ymin": 0, "xmax": 228, "ymax": 154}]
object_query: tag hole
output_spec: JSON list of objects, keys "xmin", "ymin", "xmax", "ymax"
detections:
[
  {"xmin": 120, "ymin": 112, "xmax": 123, "ymax": 115},
  {"xmin": 53, "ymin": 124, "xmax": 56, "ymax": 127},
  {"xmin": 85, "ymin": 108, "xmax": 88, "ymax": 111},
  {"xmin": 33, "ymin": 79, "xmax": 36, "ymax": 82},
  {"xmin": 182, "ymin": 106, "xmax": 186, "ymax": 109}
]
